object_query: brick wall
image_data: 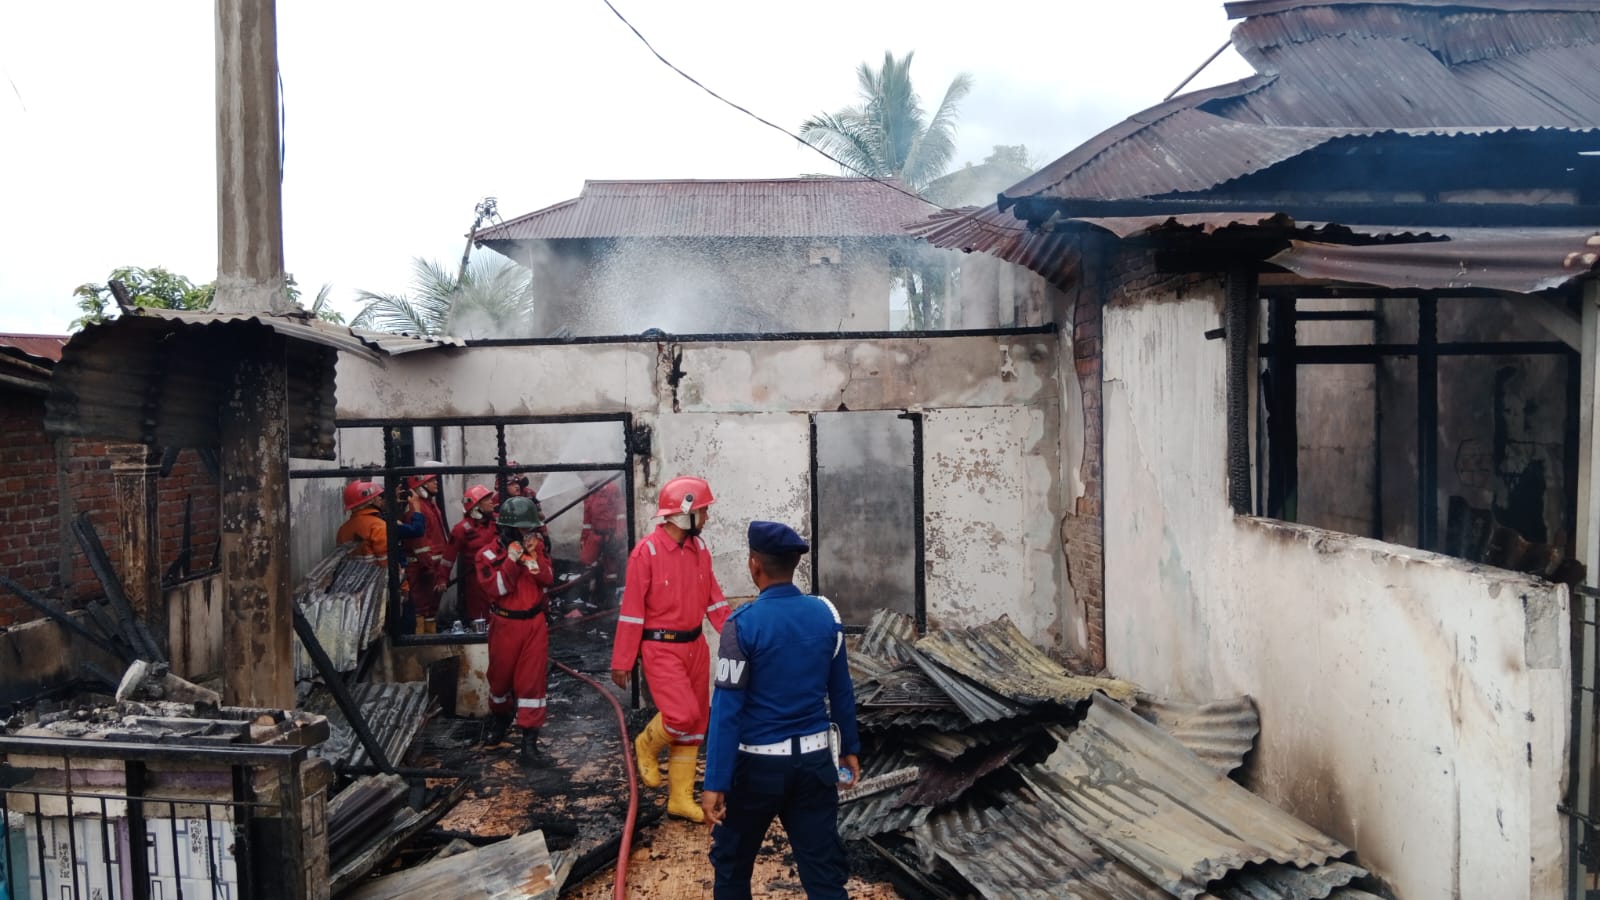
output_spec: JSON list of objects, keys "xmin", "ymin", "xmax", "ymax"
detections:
[
  {"xmin": 0, "ymin": 392, "xmax": 61, "ymax": 625},
  {"xmin": 0, "ymin": 387, "xmax": 219, "ymax": 626}
]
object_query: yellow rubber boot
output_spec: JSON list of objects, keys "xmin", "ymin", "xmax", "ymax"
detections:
[
  {"xmin": 633, "ymin": 714, "xmax": 669, "ymax": 789},
  {"xmin": 666, "ymin": 745, "xmax": 705, "ymax": 823}
]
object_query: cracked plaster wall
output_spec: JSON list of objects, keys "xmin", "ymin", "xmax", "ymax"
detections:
[
  {"xmin": 329, "ymin": 333, "xmax": 1073, "ymax": 648},
  {"xmin": 1102, "ymin": 286, "xmax": 1570, "ymax": 900}
]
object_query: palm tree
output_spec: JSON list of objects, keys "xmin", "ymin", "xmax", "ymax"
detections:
[
  {"xmin": 351, "ymin": 257, "xmax": 535, "ymax": 339},
  {"xmin": 799, "ymin": 52, "xmax": 973, "ymax": 193}
]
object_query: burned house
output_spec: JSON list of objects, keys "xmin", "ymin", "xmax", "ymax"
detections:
[
  {"xmin": 472, "ymin": 176, "xmax": 1052, "ymax": 335},
  {"xmin": 917, "ymin": 0, "xmax": 1600, "ymax": 897}
]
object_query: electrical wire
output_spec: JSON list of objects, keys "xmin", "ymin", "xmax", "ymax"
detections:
[{"xmin": 596, "ymin": 0, "xmax": 1029, "ymax": 234}]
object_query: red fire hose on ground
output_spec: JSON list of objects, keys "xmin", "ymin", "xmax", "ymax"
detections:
[{"xmin": 554, "ymin": 660, "xmax": 638, "ymax": 900}]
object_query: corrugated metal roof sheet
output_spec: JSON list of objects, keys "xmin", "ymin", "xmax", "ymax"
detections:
[
  {"xmin": 132, "ymin": 307, "xmax": 463, "ymax": 360},
  {"xmin": 916, "ymin": 788, "xmax": 1165, "ymax": 900},
  {"xmin": 308, "ymin": 681, "xmax": 435, "ymax": 770},
  {"xmin": 838, "ymin": 751, "xmax": 931, "ymax": 841},
  {"xmin": 905, "ymin": 205, "xmax": 1083, "ymax": 289},
  {"xmin": 1020, "ymin": 696, "xmax": 1353, "ymax": 900},
  {"xmin": 906, "ymin": 645, "xmax": 1029, "ymax": 724},
  {"xmin": 1000, "ymin": 4, "xmax": 1600, "ymax": 209},
  {"xmin": 0, "ymin": 333, "xmax": 67, "ymax": 364},
  {"xmin": 1134, "ymin": 694, "xmax": 1261, "ymax": 775},
  {"xmin": 475, "ymin": 178, "xmax": 938, "ymax": 242},
  {"xmin": 914, "ymin": 616, "xmax": 1139, "ymax": 707},
  {"xmin": 1268, "ymin": 227, "xmax": 1600, "ymax": 292},
  {"xmin": 859, "ymin": 608, "xmax": 920, "ymax": 664}
]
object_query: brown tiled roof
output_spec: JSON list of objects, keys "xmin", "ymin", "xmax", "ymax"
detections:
[{"xmin": 475, "ymin": 178, "xmax": 937, "ymax": 242}]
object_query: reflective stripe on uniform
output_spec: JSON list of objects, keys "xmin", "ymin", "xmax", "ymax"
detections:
[
  {"xmin": 664, "ymin": 723, "xmax": 703, "ymax": 741},
  {"xmin": 490, "ymin": 692, "xmax": 511, "ymax": 704},
  {"xmin": 645, "ymin": 541, "xmax": 657, "ymax": 556},
  {"xmin": 817, "ymin": 595, "xmax": 844, "ymax": 658},
  {"xmin": 707, "ymin": 600, "xmax": 729, "ymax": 613},
  {"xmin": 517, "ymin": 698, "xmax": 546, "ymax": 709},
  {"xmin": 496, "ymin": 572, "xmax": 509, "ymax": 596},
  {"xmin": 619, "ymin": 615, "xmax": 645, "ymax": 625}
]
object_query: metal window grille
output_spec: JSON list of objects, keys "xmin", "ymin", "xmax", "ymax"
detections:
[{"xmin": 0, "ymin": 735, "xmax": 312, "ymax": 900}]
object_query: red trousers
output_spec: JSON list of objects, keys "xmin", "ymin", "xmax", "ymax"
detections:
[
  {"xmin": 488, "ymin": 613, "xmax": 549, "ymax": 729},
  {"xmin": 642, "ymin": 639, "xmax": 710, "ymax": 746},
  {"xmin": 407, "ymin": 561, "xmax": 447, "ymax": 618}
]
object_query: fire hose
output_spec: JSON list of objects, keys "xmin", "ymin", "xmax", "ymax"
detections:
[{"xmin": 553, "ymin": 660, "xmax": 638, "ymax": 900}]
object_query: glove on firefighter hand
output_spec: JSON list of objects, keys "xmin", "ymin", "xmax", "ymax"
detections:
[{"xmin": 507, "ymin": 541, "xmax": 525, "ymax": 563}]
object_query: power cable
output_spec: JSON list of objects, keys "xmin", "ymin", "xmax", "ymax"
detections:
[{"xmin": 596, "ymin": 0, "xmax": 1029, "ymax": 234}]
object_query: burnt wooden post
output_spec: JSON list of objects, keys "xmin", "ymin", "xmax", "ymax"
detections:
[
  {"xmin": 220, "ymin": 334, "xmax": 294, "ymax": 708},
  {"xmin": 111, "ymin": 445, "xmax": 166, "ymax": 655}
]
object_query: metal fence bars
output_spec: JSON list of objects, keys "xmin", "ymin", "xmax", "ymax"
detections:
[{"xmin": 0, "ymin": 734, "xmax": 318, "ymax": 900}]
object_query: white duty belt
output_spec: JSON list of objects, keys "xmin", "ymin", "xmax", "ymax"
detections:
[{"xmin": 738, "ymin": 729, "xmax": 830, "ymax": 756}]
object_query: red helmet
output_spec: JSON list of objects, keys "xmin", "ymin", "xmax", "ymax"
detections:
[
  {"xmin": 405, "ymin": 473, "xmax": 440, "ymax": 491},
  {"xmin": 343, "ymin": 480, "xmax": 381, "ymax": 511},
  {"xmin": 462, "ymin": 484, "xmax": 498, "ymax": 511},
  {"xmin": 656, "ymin": 476, "xmax": 714, "ymax": 518}
]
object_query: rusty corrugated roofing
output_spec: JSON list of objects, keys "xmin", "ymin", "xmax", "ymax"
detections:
[
  {"xmin": 0, "ymin": 333, "xmax": 67, "ymax": 364},
  {"xmin": 130, "ymin": 307, "xmax": 463, "ymax": 359},
  {"xmin": 859, "ymin": 608, "xmax": 920, "ymax": 664},
  {"xmin": 916, "ymin": 788, "xmax": 1165, "ymax": 900},
  {"xmin": 906, "ymin": 645, "xmax": 1029, "ymax": 723},
  {"xmin": 1001, "ymin": 3, "xmax": 1600, "ymax": 211},
  {"xmin": 1021, "ymin": 696, "xmax": 1353, "ymax": 900},
  {"xmin": 914, "ymin": 616, "xmax": 1138, "ymax": 707},
  {"xmin": 475, "ymin": 178, "xmax": 938, "ymax": 242},
  {"xmin": 1134, "ymin": 693, "xmax": 1260, "ymax": 775},
  {"xmin": 1267, "ymin": 227, "xmax": 1600, "ymax": 292}
]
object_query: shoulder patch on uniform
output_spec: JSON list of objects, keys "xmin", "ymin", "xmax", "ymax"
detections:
[{"xmin": 713, "ymin": 619, "xmax": 748, "ymax": 690}]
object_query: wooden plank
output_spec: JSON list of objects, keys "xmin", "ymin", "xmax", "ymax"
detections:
[{"xmin": 345, "ymin": 828, "xmax": 565, "ymax": 900}]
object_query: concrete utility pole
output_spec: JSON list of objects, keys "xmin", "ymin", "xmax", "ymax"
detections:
[
  {"xmin": 215, "ymin": 0, "xmax": 295, "ymax": 709},
  {"xmin": 213, "ymin": 0, "xmax": 293, "ymax": 315}
]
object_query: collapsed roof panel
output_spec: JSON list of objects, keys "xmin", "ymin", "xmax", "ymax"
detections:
[
  {"xmin": 1021, "ymin": 696, "xmax": 1354, "ymax": 899},
  {"xmin": 914, "ymin": 615, "xmax": 1138, "ymax": 707},
  {"xmin": 1133, "ymin": 693, "xmax": 1261, "ymax": 776}
]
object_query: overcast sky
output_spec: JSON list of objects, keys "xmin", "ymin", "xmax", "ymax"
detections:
[{"xmin": 0, "ymin": 1, "xmax": 1255, "ymax": 334}]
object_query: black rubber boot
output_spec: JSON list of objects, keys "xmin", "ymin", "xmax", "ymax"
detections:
[
  {"xmin": 483, "ymin": 713, "xmax": 511, "ymax": 746},
  {"xmin": 519, "ymin": 729, "xmax": 551, "ymax": 768}
]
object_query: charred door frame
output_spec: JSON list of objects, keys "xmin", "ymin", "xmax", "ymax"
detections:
[
  {"xmin": 290, "ymin": 412, "xmax": 637, "ymax": 647},
  {"xmin": 1248, "ymin": 289, "xmax": 1577, "ymax": 557},
  {"xmin": 807, "ymin": 410, "xmax": 926, "ymax": 634}
]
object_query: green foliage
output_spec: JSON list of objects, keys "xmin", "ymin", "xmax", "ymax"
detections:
[
  {"xmin": 71, "ymin": 266, "xmax": 215, "ymax": 330},
  {"xmin": 799, "ymin": 51, "xmax": 973, "ymax": 192},
  {"xmin": 350, "ymin": 257, "xmax": 535, "ymax": 339}
]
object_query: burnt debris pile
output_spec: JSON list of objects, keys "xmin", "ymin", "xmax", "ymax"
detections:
[{"xmin": 845, "ymin": 610, "xmax": 1383, "ymax": 899}]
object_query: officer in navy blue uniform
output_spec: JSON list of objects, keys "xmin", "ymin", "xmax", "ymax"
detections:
[{"xmin": 702, "ymin": 521, "xmax": 861, "ymax": 900}]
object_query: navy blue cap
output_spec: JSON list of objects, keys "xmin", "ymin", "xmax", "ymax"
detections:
[{"xmin": 748, "ymin": 521, "xmax": 810, "ymax": 555}]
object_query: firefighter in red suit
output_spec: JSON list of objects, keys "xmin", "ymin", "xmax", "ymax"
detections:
[
  {"xmin": 402, "ymin": 467, "xmax": 451, "ymax": 634},
  {"xmin": 448, "ymin": 485, "xmax": 499, "ymax": 626},
  {"xmin": 610, "ymin": 475, "xmax": 731, "ymax": 821},
  {"xmin": 475, "ymin": 495, "xmax": 556, "ymax": 766},
  {"xmin": 579, "ymin": 473, "xmax": 627, "ymax": 605}
]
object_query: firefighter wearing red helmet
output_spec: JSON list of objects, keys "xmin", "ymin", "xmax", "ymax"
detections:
[
  {"xmin": 448, "ymin": 485, "xmax": 500, "ymax": 624},
  {"xmin": 402, "ymin": 465, "xmax": 451, "ymax": 634},
  {"xmin": 475, "ymin": 495, "xmax": 556, "ymax": 766},
  {"xmin": 611, "ymin": 474, "xmax": 731, "ymax": 822},
  {"xmin": 336, "ymin": 480, "xmax": 425, "ymax": 566}
]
